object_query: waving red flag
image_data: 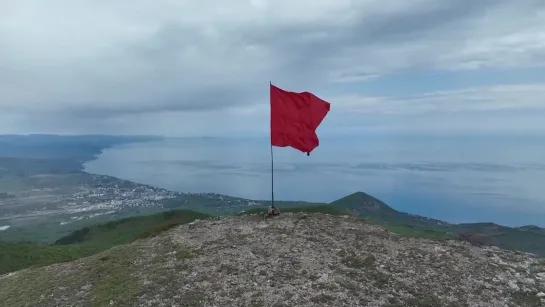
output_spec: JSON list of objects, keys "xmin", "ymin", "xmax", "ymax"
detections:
[{"xmin": 270, "ymin": 84, "xmax": 331, "ymax": 155}]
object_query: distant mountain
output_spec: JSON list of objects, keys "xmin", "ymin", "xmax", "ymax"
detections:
[
  {"xmin": 0, "ymin": 157, "xmax": 84, "ymax": 177},
  {"xmin": 517, "ymin": 225, "xmax": 545, "ymax": 234},
  {"xmin": 329, "ymin": 192, "xmax": 451, "ymax": 228},
  {"xmin": 0, "ymin": 134, "xmax": 160, "ymax": 162},
  {"xmin": 329, "ymin": 191, "xmax": 545, "ymax": 256}
]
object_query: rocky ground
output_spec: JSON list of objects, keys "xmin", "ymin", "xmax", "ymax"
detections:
[{"xmin": 2, "ymin": 213, "xmax": 545, "ymax": 306}]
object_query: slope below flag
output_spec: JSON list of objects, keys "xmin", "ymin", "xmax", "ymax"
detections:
[{"xmin": 270, "ymin": 83, "xmax": 331, "ymax": 156}]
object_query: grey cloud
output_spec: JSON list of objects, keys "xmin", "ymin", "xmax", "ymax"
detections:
[
  {"xmin": 332, "ymin": 84, "xmax": 545, "ymax": 115},
  {"xmin": 351, "ymin": 0, "xmax": 506, "ymax": 43},
  {"xmin": 60, "ymin": 86, "xmax": 256, "ymax": 118},
  {"xmin": 1, "ymin": 0, "xmax": 545, "ymax": 133},
  {"xmin": 239, "ymin": 0, "xmax": 514, "ymax": 74}
]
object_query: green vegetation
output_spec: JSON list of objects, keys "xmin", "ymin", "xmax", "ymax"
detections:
[
  {"xmin": 0, "ymin": 211, "xmax": 136, "ymax": 244},
  {"xmin": 54, "ymin": 209, "xmax": 210, "ymax": 245},
  {"xmin": 0, "ymin": 241, "xmax": 92, "ymax": 275},
  {"xmin": 0, "ymin": 240, "xmax": 192, "ymax": 307},
  {"xmin": 0, "ymin": 209, "xmax": 210, "ymax": 275}
]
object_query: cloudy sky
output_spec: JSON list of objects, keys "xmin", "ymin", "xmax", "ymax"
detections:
[{"xmin": 2, "ymin": 0, "xmax": 545, "ymax": 136}]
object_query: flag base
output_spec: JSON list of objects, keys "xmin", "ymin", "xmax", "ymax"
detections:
[{"xmin": 264, "ymin": 206, "xmax": 281, "ymax": 219}]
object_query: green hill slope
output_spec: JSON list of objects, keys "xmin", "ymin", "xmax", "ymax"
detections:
[
  {"xmin": 54, "ymin": 209, "xmax": 211, "ymax": 245},
  {"xmin": 0, "ymin": 209, "xmax": 210, "ymax": 275}
]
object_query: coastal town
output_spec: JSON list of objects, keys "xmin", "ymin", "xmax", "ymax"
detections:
[
  {"xmin": 0, "ymin": 135, "xmax": 278, "ymax": 242},
  {"xmin": 0, "ymin": 172, "xmax": 268, "ymax": 239}
]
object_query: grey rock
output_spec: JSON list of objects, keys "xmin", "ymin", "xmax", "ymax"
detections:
[{"xmin": 1, "ymin": 213, "xmax": 543, "ymax": 307}]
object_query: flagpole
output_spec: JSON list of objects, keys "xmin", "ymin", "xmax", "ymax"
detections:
[
  {"xmin": 270, "ymin": 141, "xmax": 275, "ymax": 209},
  {"xmin": 269, "ymin": 81, "xmax": 275, "ymax": 209}
]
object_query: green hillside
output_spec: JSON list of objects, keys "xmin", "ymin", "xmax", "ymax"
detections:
[
  {"xmin": 0, "ymin": 209, "xmax": 210, "ymax": 275},
  {"xmin": 54, "ymin": 209, "xmax": 211, "ymax": 245}
]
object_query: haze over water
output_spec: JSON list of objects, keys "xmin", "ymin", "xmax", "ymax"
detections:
[{"xmin": 85, "ymin": 135, "xmax": 545, "ymax": 227}]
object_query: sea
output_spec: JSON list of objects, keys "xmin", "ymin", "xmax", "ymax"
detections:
[{"xmin": 84, "ymin": 135, "xmax": 545, "ymax": 227}]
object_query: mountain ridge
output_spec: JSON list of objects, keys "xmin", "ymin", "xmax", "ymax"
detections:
[
  {"xmin": 2, "ymin": 212, "xmax": 544, "ymax": 307},
  {"xmin": 43, "ymin": 189, "xmax": 545, "ymax": 259},
  {"xmin": 327, "ymin": 191, "xmax": 545, "ymax": 257},
  {"xmin": 337, "ymin": 191, "xmax": 542, "ymax": 228}
]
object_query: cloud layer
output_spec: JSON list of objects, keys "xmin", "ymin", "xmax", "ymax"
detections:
[{"xmin": 1, "ymin": 0, "xmax": 545, "ymax": 134}]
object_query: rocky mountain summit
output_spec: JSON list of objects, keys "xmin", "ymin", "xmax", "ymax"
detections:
[{"xmin": 2, "ymin": 213, "xmax": 545, "ymax": 307}]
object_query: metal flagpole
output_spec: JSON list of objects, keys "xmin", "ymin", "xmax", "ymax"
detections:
[
  {"xmin": 270, "ymin": 81, "xmax": 275, "ymax": 209},
  {"xmin": 270, "ymin": 140, "xmax": 275, "ymax": 209}
]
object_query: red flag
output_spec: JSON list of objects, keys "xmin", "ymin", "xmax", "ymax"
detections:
[{"xmin": 270, "ymin": 83, "xmax": 331, "ymax": 156}]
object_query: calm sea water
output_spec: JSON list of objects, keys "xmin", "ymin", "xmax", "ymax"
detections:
[{"xmin": 84, "ymin": 135, "xmax": 545, "ymax": 226}]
